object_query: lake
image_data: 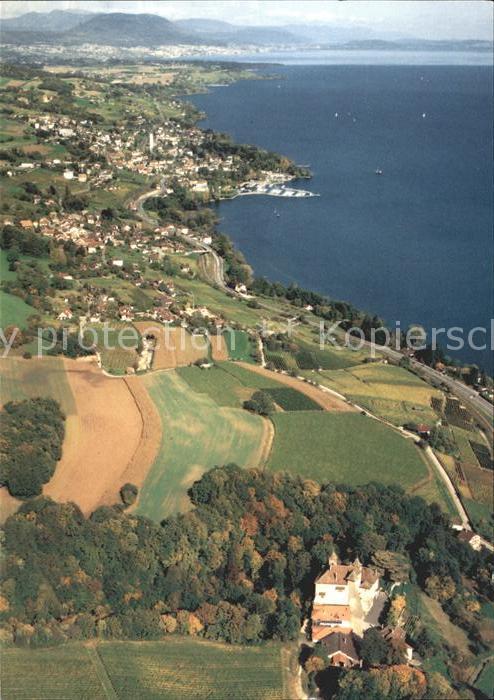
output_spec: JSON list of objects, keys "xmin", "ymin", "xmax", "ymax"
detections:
[{"xmin": 188, "ymin": 63, "xmax": 493, "ymax": 369}]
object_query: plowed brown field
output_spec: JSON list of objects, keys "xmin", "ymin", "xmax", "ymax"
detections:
[{"xmin": 44, "ymin": 358, "xmax": 143, "ymax": 514}]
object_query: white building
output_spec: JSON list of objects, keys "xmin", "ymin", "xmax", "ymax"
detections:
[{"xmin": 311, "ymin": 553, "xmax": 380, "ymax": 642}]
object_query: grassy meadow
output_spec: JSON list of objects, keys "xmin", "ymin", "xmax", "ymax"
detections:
[
  {"xmin": 224, "ymin": 329, "xmax": 255, "ymax": 362},
  {"xmin": 136, "ymin": 370, "xmax": 269, "ymax": 520},
  {"xmin": 475, "ymin": 661, "xmax": 494, "ymax": 698},
  {"xmin": 267, "ymin": 412, "xmax": 428, "ymax": 489},
  {"xmin": 314, "ymin": 362, "xmax": 442, "ymax": 426},
  {"xmin": 0, "ymin": 356, "xmax": 76, "ymax": 414},
  {"xmin": 0, "ymin": 290, "xmax": 36, "ymax": 328}
]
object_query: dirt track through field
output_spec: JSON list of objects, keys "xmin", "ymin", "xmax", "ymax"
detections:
[
  {"xmin": 44, "ymin": 359, "xmax": 144, "ymax": 515},
  {"xmin": 98, "ymin": 375, "xmax": 162, "ymax": 508},
  {"xmin": 259, "ymin": 417, "xmax": 275, "ymax": 466},
  {"xmin": 237, "ymin": 362, "xmax": 356, "ymax": 412}
]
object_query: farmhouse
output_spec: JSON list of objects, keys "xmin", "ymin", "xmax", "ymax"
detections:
[
  {"xmin": 320, "ymin": 631, "xmax": 361, "ymax": 668},
  {"xmin": 57, "ymin": 308, "xmax": 73, "ymax": 321},
  {"xmin": 311, "ymin": 552, "xmax": 381, "ymax": 642}
]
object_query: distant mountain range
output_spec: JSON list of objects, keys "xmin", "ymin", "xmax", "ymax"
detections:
[
  {"xmin": 1, "ymin": 10, "xmax": 492, "ymax": 51},
  {"xmin": 1, "ymin": 9, "xmax": 97, "ymax": 33}
]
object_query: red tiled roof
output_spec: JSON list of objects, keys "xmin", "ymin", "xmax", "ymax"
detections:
[
  {"xmin": 316, "ymin": 564, "xmax": 354, "ymax": 585},
  {"xmin": 311, "ymin": 604, "xmax": 350, "ymax": 623},
  {"xmin": 316, "ymin": 561, "xmax": 378, "ymax": 589}
]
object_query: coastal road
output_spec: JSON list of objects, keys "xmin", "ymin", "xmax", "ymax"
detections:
[{"xmin": 131, "ymin": 188, "xmax": 229, "ymax": 291}]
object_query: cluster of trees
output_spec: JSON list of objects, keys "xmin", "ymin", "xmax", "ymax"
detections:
[
  {"xmin": 192, "ymin": 130, "xmax": 309, "ymax": 181},
  {"xmin": 1, "ymin": 225, "xmax": 88, "ymax": 324},
  {"xmin": 143, "ymin": 185, "xmax": 218, "ymax": 231},
  {"xmin": 428, "ymin": 426, "xmax": 458, "ymax": 456},
  {"xmin": 211, "ymin": 232, "xmax": 253, "ymax": 287},
  {"xmin": 1, "ymin": 224, "xmax": 49, "ymax": 258},
  {"xmin": 251, "ymin": 277, "xmax": 360, "ymax": 323},
  {"xmin": 1, "ymin": 465, "xmax": 491, "ymax": 654},
  {"xmin": 243, "ymin": 390, "xmax": 276, "ymax": 416},
  {"xmin": 333, "ymin": 665, "xmax": 457, "ymax": 700},
  {"xmin": 120, "ymin": 483, "xmax": 138, "ymax": 507},
  {"xmin": 62, "ymin": 186, "xmax": 88, "ymax": 213},
  {"xmin": 0, "ymin": 398, "xmax": 65, "ymax": 498}
]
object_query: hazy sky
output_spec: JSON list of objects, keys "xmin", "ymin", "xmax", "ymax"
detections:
[{"xmin": 1, "ymin": 1, "xmax": 493, "ymax": 40}]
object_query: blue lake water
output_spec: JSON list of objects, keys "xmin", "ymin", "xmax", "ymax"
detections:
[{"xmin": 188, "ymin": 64, "xmax": 493, "ymax": 369}]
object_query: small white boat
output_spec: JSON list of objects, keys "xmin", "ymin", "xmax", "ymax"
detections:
[
  {"xmin": 422, "ymin": 112, "xmax": 427, "ymax": 118},
  {"xmin": 375, "ymin": 169, "xmax": 383, "ymax": 176}
]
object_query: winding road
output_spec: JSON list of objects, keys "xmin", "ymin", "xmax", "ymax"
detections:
[{"xmin": 132, "ymin": 187, "xmax": 229, "ymax": 290}]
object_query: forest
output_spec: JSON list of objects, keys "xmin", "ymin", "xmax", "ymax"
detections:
[{"xmin": 1, "ymin": 465, "xmax": 491, "ymax": 658}]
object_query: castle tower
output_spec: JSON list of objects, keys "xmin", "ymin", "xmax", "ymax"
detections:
[{"xmin": 328, "ymin": 551, "xmax": 339, "ymax": 566}]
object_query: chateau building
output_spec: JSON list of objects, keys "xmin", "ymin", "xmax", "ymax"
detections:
[{"xmin": 311, "ymin": 552, "xmax": 380, "ymax": 643}]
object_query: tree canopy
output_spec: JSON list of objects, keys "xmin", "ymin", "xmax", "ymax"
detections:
[
  {"xmin": 1, "ymin": 465, "xmax": 490, "ymax": 652},
  {"xmin": 0, "ymin": 398, "xmax": 65, "ymax": 498}
]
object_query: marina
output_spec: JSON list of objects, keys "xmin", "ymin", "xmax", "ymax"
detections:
[{"xmin": 235, "ymin": 182, "xmax": 319, "ymax": 198}]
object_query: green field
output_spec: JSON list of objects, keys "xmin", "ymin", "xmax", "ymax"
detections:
[
  {"xmin": 178, "ymin": 364, "xmax": 322, "ymax": 413},
  {"xmin": 177, "ymin": 362, "xmax": 293, "ymax": 409},
  {"xmin": 177, "ymin": 364, "xmax": 248, "ymax": 407},
  {"xmin": 0, "ymin": 290, "xmax": 36, "ymax": 328},
  {"xmin": 137, "ymin": 370, "xmax": 269, "ymax": 520},
  {"xmin": 476, "ymin": 661, "xmax": 494, "ymax": 697},
  {"xmin": 0, "ymin": 356, "xmax": 76, "ymax": 415},
  {"xmin": 265, "ymin": 387, "xmax": 322, "ymax": 411},
  {"xmin": 267, "ymin": 412, "xmax": 428, "ymax": 488},
  {"xmin": 294, "ymin": 340, "xmax": 364, "ymax": 371},
  {"xmin": 220, "ymin": 362, "xmax": 283, "ymax": 390},
  {"xmin": 83, "ymin": 321, "xmax": 140, "ymax": 374},
  {"xmin": 265, "ymin": 349, "xmax": 298, "ymax": 372},
  {"xmin": 315, "ymin": 363, "xmax": 441, "ymax": 426},
  {"xmin": 1, "ymin": 645, "xmax": 108, "ymax": 700},
  {"xmin": 1, "ymin": 639, "xmax": 286, "ymax": 700},
  {"xmin": 224, "ymin": 329, "xmax": 255, "ymax": 362}
]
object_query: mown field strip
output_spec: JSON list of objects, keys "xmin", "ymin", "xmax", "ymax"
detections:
[{"xmin": 136, "ymin": 370, "xmax": 269, "ymax": 521}]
